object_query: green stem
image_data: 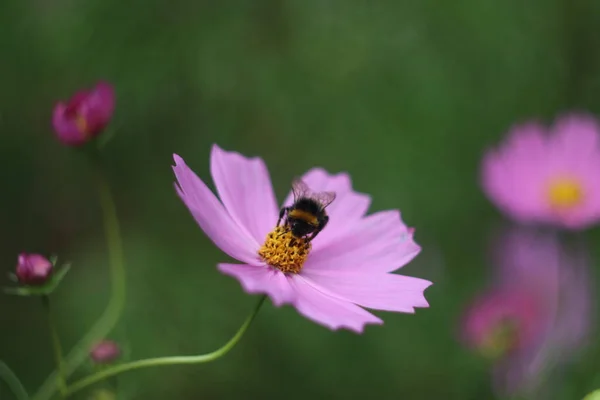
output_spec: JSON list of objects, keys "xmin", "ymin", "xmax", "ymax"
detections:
[
  {"xmin": 65, "ymin": 295, "xmax": 266, "ymax": 398},
  {"xmin": 41, "ymin": 296, "xmax": 67, "ymax": 397},
  {"xmin": 0, "ymin": 361, "xmax": 29, "ymax": 400},
  {"xmin": 33, "ymin": 156, "xmax": 126, "ymax": 400}
]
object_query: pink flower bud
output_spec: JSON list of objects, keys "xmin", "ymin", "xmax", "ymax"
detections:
[
  {"xmin": 90, "ymin": 340, "xmax": 121, "ymax": 364},
  {"xmin": 15, "ymin": 253, "xmax": 53, "ymax": 285},
  {"xmin": 52, "ymin": 81, "xmax": 115, "ymax": 146}
]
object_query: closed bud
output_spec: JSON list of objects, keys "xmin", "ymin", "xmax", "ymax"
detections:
[
  {"xmin": 15, "ymin": 253, "xmax": 53, "ymax": 285},
  {"xmin": 52, "ymin": 81, "xmax": 115, "ymax": 147},
  {"xmin": 90, "ymin": 340, "xmax": 121, "ymax": 364}
]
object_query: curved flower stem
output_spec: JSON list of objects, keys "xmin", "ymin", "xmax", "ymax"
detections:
[
  {"xmin": 33, "ymin": 155, "xmax": 126, "ymax": 400},
  {"xmin": 41, "ymin": 296, "xmax": 67, "ymax": 397},
  {"xmin": 64, "ymin": 295, "xmax": 266, "ymax": 398},
  {"xmin": 0, "ymin": 361, "xmax": 29, "ymax": 400}
]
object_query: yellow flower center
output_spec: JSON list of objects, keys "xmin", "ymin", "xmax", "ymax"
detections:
[
  {"xmin": 258, "ymin": 226, "xmax": 311, "ymax": 274},
  {"xmin": 479, "ymin": 320, "xmax": 518, "ymax": 360},
  {"xmin": 74, "ymin": 114, "xmax": 90, "ymax": 136},
  {"xmin": 547, "ymin": 178, "xmax": 583, "ymax": 209}
]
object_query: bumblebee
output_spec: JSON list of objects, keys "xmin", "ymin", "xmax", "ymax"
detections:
[{"xmin": 277, "ymin": 179, "xmax": 336, "ymax": 242}]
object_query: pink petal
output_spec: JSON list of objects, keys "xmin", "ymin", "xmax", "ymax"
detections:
[
  {"xmin": 461, "ymin": 289, "xmax": 543, "ymax": 351},
  {"xmin": 480, "ymin": 123, "xmax": 550, "ymax": 224},
  {"xmin": 288, "ymin": 275, "xmax": 382, "ymax": 333},
  {"xmin": 493, "ymin": 228, "xmax": 560, "ymax": 297},
  {"xmin": 173, "ymin": 154, "xmax": 259, "ymax": 264},
  {"xmin": 67, "ymin": 91, "xmax": 90, "ymax": 109},
  {"xmin": 301, "ymin": 270, "xmax": 431, "ymax": 313},
  {"xmin": 210, "ymin": 145, "xmax": 279, "ymax": 244},
  {"xmin": 493, "ymin": 348, "xmax": 543, "ymax": 397},
  {"xmin": 546, "ymin": 113, "xmax": 600, "ymax": 229},
  {"xmin": 86, "ymin": 81, "xmax": 116, "ymax": 130},
  {"xmin": 494, "ymin": 227, "xmax": 592, "ymax": 352},
  {"xmin": 553, "ymin": 254, "xmax": 593, "ymax": 352},
  {"xmin": 282, "ymin": 168, "xmax": 371, "ymax": 249},
  {"xmin": 218, "ymin": 263, "xmax": 295, "ymax": 307},
  {"xmin": 551, "ymin": 113, "xmax": 600, "ymax": 163},
  {"xmin": 52, "ymin": 103, "xmax": 87, "ymax": 146},
  {"xmin": 304, "ymin": 210, "xmax": 420, "ymax": 273},
  {"xmin": 503, "ymin": 122, "xmax": 548, "ymax": 162}
]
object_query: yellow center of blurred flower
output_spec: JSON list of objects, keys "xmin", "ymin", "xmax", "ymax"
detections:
[
  {"xmin": 74, "ymin": 114, "xmax": 89, "ymax": 136},
  {"xmin": 547, "ymin": 178, "xmax": 583, "ymax": 209},
  {"xmin": 479, "ymin": 320, "xmax": 518, "ymax": 360},
  {"xmin": 258, "ymin": 226, "xmax": 311, "ymax": 274}
]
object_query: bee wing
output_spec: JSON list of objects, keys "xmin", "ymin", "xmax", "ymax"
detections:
[
  {"xmin": 313, "ymin": 191, "xmax": 336, "ymax": 209},
  {"xmin": 291, "ymin": 178, "xmax": 311, "ymax": 202}
]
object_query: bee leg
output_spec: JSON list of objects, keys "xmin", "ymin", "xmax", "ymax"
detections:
[
  {"xmin": 307, "ymin": 227, "xmax": 323, "ymax": 242},
  {"xmin": 277, "ymin": 207, "xmax": 288, "ymax": 227},
  {"xmin": 307, "ymin": 215, "xmax": 329, "ymax": 242}
]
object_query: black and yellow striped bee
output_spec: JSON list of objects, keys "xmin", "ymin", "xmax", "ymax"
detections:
[{"xmin": 277, "ymin": 179, "xmax": 336, "ymax": 242}]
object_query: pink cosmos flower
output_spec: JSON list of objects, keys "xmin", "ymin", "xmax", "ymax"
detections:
[
  {"xmin": 463, "ymin": 290, "xmax": 543, "ymax": 360},
  {"xmin": 172, "ymin": 145, "xmax": 431, "ymax": 333},
  {"xmin": 52, "ymin": 81, "xmax": 115, "ymax": 146},
  {"xmin": 482, "ymin": 113, "xmax": 600, "ymax": 229},
  {"xmin": 461, "ymin": 228, "xmax": 592, "ymax": 397},
  {"xmin": 16, "ymin": 253, "xmax": 53, "ymax": 285}
]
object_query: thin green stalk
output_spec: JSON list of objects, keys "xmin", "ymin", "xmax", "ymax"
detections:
[
  {"xmin": 33, "ymin": 157, "xmax": 126, "ymax": 400},
  {"xmin": 0, "ymin": 361, "xmax": 29, "ymax": 400},
  {"xmin": 65, "ymin": 296, "xmax": 266, "ymax": 398},
  {"xmin": 41, "ymin": 296, "xmax": 67, "ymax": 397}
]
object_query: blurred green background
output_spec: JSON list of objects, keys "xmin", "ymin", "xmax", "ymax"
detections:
[{"xmin": 2, "ymin": 0, "xmax": 600, "ymax": 399}]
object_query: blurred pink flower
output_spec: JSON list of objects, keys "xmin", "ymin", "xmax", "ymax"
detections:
[
  {"xmin": 463, "ymin": 290, "xmax": 542, "ymax": 359},
  {"xmin": 90, "ymin": 340, "xmax": 121, "ymax": 364},
  {"xmin": 482, "ymin": 113, "xmax": 600, "ymax": 229},
  {"xmin": 173, "ymin": 145, "xmax": 431, "ymax": 333},
  {"xmin": 461, "ymin": 228, "xmax": 592, "ymax": 397},
  {"xmin": 16, "ymin": 253, "xmax": 53, "ymax": 285},
  {"xmin": 52, "ymin": 81, "xmax": 115, "ymax": 146}
]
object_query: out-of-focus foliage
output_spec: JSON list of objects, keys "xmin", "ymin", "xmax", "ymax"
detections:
[
  {"xmin": 1, "ymin": 1, "xmax": 600, "ymax": 399},
  {"xmin": 584, "ymin": 389, "xmax": 600, "ymax": 400}
]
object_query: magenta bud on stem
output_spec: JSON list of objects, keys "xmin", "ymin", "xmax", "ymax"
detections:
[
  {"xmin": 90, "ymin": 340, "xmax": 121, "ymax": 364},
  {"xmin": 16, "ymin": 253, "xmax": 53, "ymax": 285},
  {"xmin": 52, "ymin": 81, "xmax": 115, "ymax": 147}
]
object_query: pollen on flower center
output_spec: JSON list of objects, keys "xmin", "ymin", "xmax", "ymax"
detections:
[
  {"xmin": 258, "ymin": 226, "xmax": 311, "ymax": 274},
  {"xmin": 547, "ymin": 177, "xmax": 583, "ymax": 209}
]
